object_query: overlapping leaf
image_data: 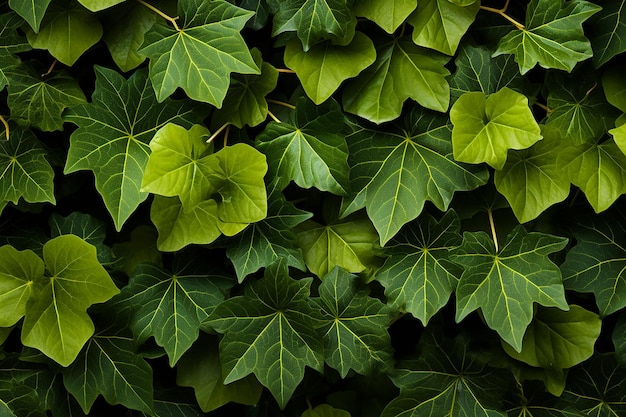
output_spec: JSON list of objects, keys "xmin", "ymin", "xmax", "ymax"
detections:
[
  {"xmin": 303, "ymin": 404, "xmax": 351, "ymax": 417},
  {"xmin": 588, "ymin": 0, "xmax": 626, "ymax": 68},
  {"xmin": 139, "ymin": 0, "xmax": 260, "ymax": 105},
  {"xmin": 452, "ymin": 226, "xmax": 569, "ymax": 352},
  {"xmin": 493, "ymin": 0, "xmax": 601, "ymax": 74},
  {"xmin": 613, "ymin": 314, "xmax": 626, "ymax": 365},
  {"xmin": 49, "ymin": 212, "xmax": 113, "ymax": 265},
  {"xmin": 64, "ymin": 66, "xmax": 205, "ymax": 231},
  {"xmin": 352, "ymin": 0, "xmax": 416, "ymax": 33},
  {"xmin": 0, "ymin": 245, "xmax": 40, "ymax": 327},
  {"xmin": 8, "ymin": 0, "xmax": 52, "ymax": 33},
  {"xmin": 78, "ymin": 0, "xmax": 125, "ymax": 12}
]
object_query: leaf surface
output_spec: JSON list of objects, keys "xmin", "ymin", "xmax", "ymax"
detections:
[
  {"xmin": 77, "ymin": 0, "xmax": 125, "ymax": 12},
  {"xmin": 0, "ymin": 245, "xmax": 41, "ymax": 327},
  {"xmin": 8, "ymin": 0, "xmax": 52, "ymax": 33},
  {"xmin": 588, "ymin": 0, "xmax": 626, "ymax": 67},
  {"xmin": 352, "ymin": 0, "xmax": 416, "ymax": 33},
  {"xmin": 49, "ymin": 212, "xmax": 114, "ymax": 265}
]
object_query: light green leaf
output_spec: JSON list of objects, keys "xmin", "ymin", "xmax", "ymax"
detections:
[
  {"xmin": 77, "ymin": 0, "xmax": 125, "ymax": 12},
  {"xmin": 284, "ymin": 32, "xmax": 376, "ymax": 104},
  {"xmin": 8, "ymin": 0, "xmax": 53, "ymax": 33},
  {"xmin": 0, "ymin": 245, "xmax": 41, "ymax": 327},
  {"xmin": 303, "ymin": 404, "xmax": 351, "ymax": 417},
  {"xmin": 452, "ymin": 226, "xmax": 569, "ymax": 352},
  {"xmin": 451, "ymin": 87, "xmax": 542, "ymax": 170},
  {"xmin": 208, "ymin": 261, "xmax": 324, "ymax": 409},
  {"xmin": 408, "ymin": 0, "xmax": 479, "ymax": 55},
  {"xmin": 494, "ymin": 126, "xmax": 571, "ymax": 223},
  {"xmin": 62, "ymin": 334, "xmax": 154, "ymax": 414},
  {"xmin": 21, "ymin": 235, "xmax": 120, "ymax": 366},
  {"xmin": 63, "ymin": 66, "xmax": 206, "ymax": 231},
  {"xmin": 343, "ymin": 36, "xmax": 450, "ymax": 123},
  {"xmin": 493, "ymin": 0, "xmax": 601, "ymax": 74},
  {"xmin": 588, "ymin": 0, "xmax": 626, "ymax": 68},
  {"xmin": 376, "ymin": 211, "xmax": 462, "ymax": 325},
  {"xmin": 25, "ymin": 0, "xmax": 103, "ymax": 66},
  {"xmin": 5, "ymin": 61, "xmax": 86, "ymax": 132},
  {"xmin": 352, "ymin": 0, "xmax": 417, "ymax": 33},
  {"xmin": 139, "ymin": 0, "xmax": 260, "ymax": 105},
  {"xmin": 49, "ymin": 212, "xmax": 114, "ymax": 265},
  {"xmin": 256, "ymin": 98, "xmax": 350, "ymax": 195},
  {"xmin": 314, "ymin": 267, "xmax": 393, "ymax": 377},
  {"xmin": 0, "ymin": 400, "xmax": 15, "ymax": 417},
  {"xmin": 176, "ymin": 335, "xmax": 263, "ymax": 412}
]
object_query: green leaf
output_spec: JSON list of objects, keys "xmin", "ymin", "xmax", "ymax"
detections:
[
  {"xmin": 602, "ymin": 66, "xmax": 626, "ymax": 113},
  {"xmin": 5, "ymin": 61, "xmax": 86, "ymax": 132},
  {"xmin": 63, "ymin": 66, "xmax": 205, "ymax": 231},
  {"xmin": 452, "ymin": 226, "xmax": 569, "ymax": 352},
  {"xmin": 49, "ymin": 212, "xmax": 114, "ymax": 265},
  {"xmin": 588, "ymin": 0, "xmax": 626, "ymax": 68},
  {"xmin": 139, "ymin": 0, "xmax": 260, "ymax": 105},
  {"xmin": 0, "ymin": 12, "xmax": 31, "ymax": 56},
  {"xmin": 256, "ymin": 98, "xmax": 350, "ymax": 195},
  {"xmin": 208, "ymin": 261, "xmax": 324, "ymax": 409},
  {"xmin": 212, "ymin": 48, "xmax": 278, "ymax": 128},
  {"xmin": 0, "ymin": 245, "xmax": 41, "ymax": 327},
  {"xmin": 0, "ymin": 124, "xmax": 55, "ymax": 209},
  {"xmin": 268, "ymin": 0, "xmax": 356, "ymax": 50},
  {"xmin": 343, "ymin": 36, "xmax": 450, "ymax": 123},
  {"xmin": 494, "ymin": 126, "xmax": 571, "ymax": 223},
  {"xmin": 112, "ymin": 225, "xmax": 162, "ymax": 276},
  {"xmin": 376, "ymin": 211, "xmax": 462, "ymax": 325},
  {"xmin": 314, "ymin": 267, "xmax": 393, "ymax": 377},
  {"xmin": 25, "ymin": 0, "xmax": 103, "ymax": 66},
  {"xmin": 561, "ymin": 209, "xmax": 626, "ymax": 317},
  {"xmin": 502, "ymin": 305, "xmax": 600, "ymax": 371},
  {"xmin": 352, "ymin": 0, "xmax": 417, "ymax": 33},
  {"xmin": 21, "ymin": 235, "xmax": 120, "ymax": 366},
  {"xmin": 342, "ymin": 110, "xmax": 488, "ymax": 245},
  {"xmin": 176, "ymin": 335, "xmax": 263, "ymax": 412},
  {"xmin": 493, "ymin": 0, "xmax": 601, "ymax": 74},
  {"xmin": 115, "ymin": 263, "xmax": 233, "ymax": 366},
  {"xmin": 62, "ymin": 334, "xmax": 154, "ymax": 414},
  {"xmin": 303, "ymin": 404, "xmax": 351, "ymax": 417},
  {"xmin": 77, "ymin": 0, "xmax": 125, "ymax": 12},
  {"xmin": 8, "ymin": 0, "xmax": 52, "ymax": 33},
  {"xmin": 0, "ymin": 400, "xmax": 15, "ymax": 417},
  {"xmin": 451, "ymin": 87, "xmax": 543, "ymax": 170},
  {"xmin": 284, "ymin": 32, "xmax": 376, "ymax": 104},
  {"xmin": 408, "ymin": 0, "xmax": 480, "ymax": 55},
  {"xmin": 613, "ymin": 313, "xmax": 626, "ymax": 365}
]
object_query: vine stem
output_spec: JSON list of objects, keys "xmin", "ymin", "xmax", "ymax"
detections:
[
  {"xmin": 480, "ymin": 0, "xmax": 525, "ymax": 30},
  {"xmin": 267, "ymin": 99, "xmax": 296, "ymax": 109},
  {"xmin": 42, "ymin": 59, "xmax": 57, "ymax": 77},
  {"xmin": 276, "ymin": 68, "xmax": 295, "ymax": 74},
  {"xmin": 0, "ymin": 115, "xmax": 8, "ymax": 140},
  {"xmin": 488, "ymin": 208, "xmax": 499, "ymax": 253},
  {"xmin": 267, "ymin": 109, "xmax": 281, "ymax": 123},
  {"xmin": 207, "ymin": 122, "xmax": 230, "ymax": 143},
  {"xmin": 223, "ymin": 124, "xmax": 230, "ymax": 147},
  {"xmin": 137, "ymin": 0, "xmax": 180, "ymax": 31},
  {"xmin": 534, "ymin": 102, "xmax": 552, "ymax": 114}
]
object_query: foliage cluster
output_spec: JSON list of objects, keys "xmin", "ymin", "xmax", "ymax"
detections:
[{"xmin": 1, "ymin": 0, "xmax": 626, "ymax": 416}]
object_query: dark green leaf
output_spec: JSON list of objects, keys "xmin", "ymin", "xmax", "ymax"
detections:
[
  {"xmin": 588, "ymin": 0, "xmax": 626, "ymax": 68},
  {"xmin": 8, "ymin": 0, "xmax": 52, "ymax": 33},
  {"xmin": 613, "ymin": 313, "xmax": 626, "ymax": 365},
  {"xmin": 49, "ymin": 212, "xmax": 113, "ymax": 265}
]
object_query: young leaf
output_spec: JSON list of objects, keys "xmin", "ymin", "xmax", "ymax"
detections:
[
  {"xmin": 256, "ymin": 98, "xmax": 350, "ymax": 195},
  {"xmin": 0, "ymin": 245, "xmax": 41, "ymax": 327},
  {"xmin": 139, "ymin": 0, "xmax": 260, "ymax": 106},
  {"xmin": 62, "ymin": 334, "xmax": 154, "ymax": 415},
  {"xmin": 376, "ymin": 211, "xmax": 462, "ymax": 326},
  {"xmin": 588, "ymin": 0, "xmax": 626, "ymax": 68},
  {"xmin": 493, "ymin": 0, "xmax": 601, "ymax": 74},
  {"xmin": 408, "ymin": 0, "xmax": 480, "ymax": 55},
  {"xmin": 8, "ymin": 0, "xmax": 52, "ymax": 33},
  {"xmin": 451, "ymin": 87, "xmax": 542, "ymax": 170},
  {"xmin": 207, "ymin": 261, "xmax": 324, "ymax": 409},
  {"xmin": 352, "ymin": 0, "xmax": 417, "ymax": 34},
  {"xmin": 63, "ymin": 66, "xmax": 205, "ymax": 231},
  {"xmin": 77, "ymin": 0, "xmax": 125, "ymax": 12},
  {"xmin": 343, "ymin": 36, "xmax": 450, "ymax": 123},
  {"xmin": 452, "ymin": 226, "xmax": 569, "ymax": 352},
  {"xmin": 21, "ymin": 235, "xmax": 120, "ymax": 366}
]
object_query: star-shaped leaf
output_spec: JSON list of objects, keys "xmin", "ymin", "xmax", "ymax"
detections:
[
  {"xmin": 451, "ymin": 87, "xmax": 543, "ymax": 170},
  {"xmin": 139, "ymin": 0, "xmax": 260, "ymax": 106},
  {"xmin": 493, "ymin": 0, "xmax": 601, "ymax": 74},
  {"xmin": 8, "ymin": 0, "xmax": 53, "ymax": 33},
  {"xmin": 588, "ymin": 0, "xmax": 626, "ymax": 68},
  {"xmin": 452, "ymin": 226, "xmax": 569, "ymax": 352},
  {"xmin": 342, "ymin": 109, "xmax": 488, "ymax": 245},
  {"xmin": 314, "ymin": 267, "xmax": 393, "ymax": 377},
  {"xmin": 376, "ymin": 211, "xmax": 462, "ymax": 325},
  {"xmin": 256, "ymin": 98, "xmax": 350, "ymax": 195},
  {"xmin": 63, "ymin": 66, "xmax": 206, "ymax": 231},
  {"xmin": 353, "ymin": 0, "xmax": 417, "ymax": 34},
  {"xmin": 207, "ymin": 260, "xmax": 324, "ymax": 409}
]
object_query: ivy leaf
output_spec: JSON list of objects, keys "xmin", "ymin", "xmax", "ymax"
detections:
[
  {"xmin": 21, "ymin": 235, "xmax": 120, "ymax": 366},
  {"xmin": 494, "ymin": 126, "xmax": 571, "ymax": 223},
  {"xmin": 342, "ymin": 110, "xmax": 488, "ymax": 245},
  {"xmin": 207, "ymin": 261, "xmax": 324, "ymax": 409},
  {"xmin": 49, "ymin": 212, "xmax": 114, "ymax": 265},
  {"xmin": 376, "ymin": 211, "xmax": 462, "ymax": 326},
  {"xmin": 314, "ymin": 267, "xmax": 393, "ymax": 377},
  {"xmin": 352, "ymin": 0, "xmax": 417, "ymax": 34},
  {"xmin": 63, "ymin": 66, "xmax": 205, "ymax": 231},
  {"xmin": 561, "ymin": 209, "xmax": 626, "ymax": 317},
  {"xmin": 25, "ymin": 0, "xmax": 103, "ymax": 66},
  {"xmin": 0, "ymin": 125, "xmax": 55, "ymax": 209},
  {"xmin": 139, "ymin": 0, "xmax": 260, "ymax": 106},
  {"xmin": 5, "ymin": 61, "xmax": 86, "ymax": 132},
  {"xmin": 8, "ymin": 0, "xmax": 52, "ymax": 33},
  {"xmin": 408, "ymin": 0, "xmax": 480, "ymax": 55},
  {"xmin": 451, "ymin": 88, "xmax": 542, "ymax": 170},
  {"xmin": 493, "ymin": 0, "xmax": 601, "ymax": 74},
  {"xmin": 240, "ymin": 0, "xmax": 271, "ymax": 30},
  {"xmin": 452, "ymin": 226, "xmax": 569, "ymax": 352},
  {"xmin": 268, "ymin": 0, "xmax": 356, "ymax": 51},
  {"xmin": 0, "ymin": 245, "xmax": 41, "ymax": 327},
  {"xmin": 256, "ymin": 98, "xmax": 350, "ymax": 195},
  {"xmin": 77, "ymin": 0, "xmax": 125, "ymax": 12},
  {"xmin": 62, "ymin": 333, "xmax": 154, "ymax": 415},
  {"xmin": 284, "ymin": 32, "xmax": 376, "ymax": 104},
  {"xmin": 115, "ymin": 263, "xmax": 233, "ymax": 366},
  {"xmin": 588, "ymin": 0, "xmax": 626, "ymax": 68},
  {"xmin": 343, "ymin": 36, "xmax": 450, "ymax": 123}
]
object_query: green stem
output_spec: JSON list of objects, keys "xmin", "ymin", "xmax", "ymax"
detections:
[
  {"xmin": 488, "ymin": 208, "xmax": 499, "ymax": 253},
  {"xmin": 267, "ymin": 99, "xmax": 296, "ymax": 110},
  {"xmin": 207, "ymin": 122, "xmax": 230, "ymax": 143},
  {"xmin": 137, "ymin": 0, "xmax": 180, "ymax": 31},
  {"xmin": 480, "ymin": 0, "xmax": 525, "ymax": 30},
  {"xmin": 0, "ymin": 115, "xmax": 8, "ymax": 140}
]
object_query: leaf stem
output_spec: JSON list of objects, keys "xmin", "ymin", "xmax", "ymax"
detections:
[
  {"xmin": 267, "ymin": 99, "xmax": 296, "ymax": 110},
  {"xmin": 267, "ymin": 109, "xmax": 282, "ymax": 123},
  {"xmin": 207, "ymin": 122, "xmax": 230, "ymax": 143},
  {"xmin": 223, "ymin": 124, "xmax": 230, "ymax": 147},
  {"xmin": 534, "ymin": 102, "xmax": 552, "ymax": 114},
  {"xmin": 137, "ymin": 0, "xmax": 180, "ymax": 31},
  {"xmin": 41, "ymin": 59, "xmax": 57, "ymax": 77},
  {"xmin": 488, "ymin": 208, "xmax": 499, "ymax": 252},
  {"xmin": 480, "ymin": 0, "xmax": 525, "ymax": 30},
  {"xmin": 0, "ymin": 115, "xmax": 8, "ymax": 140},
  {"xmin": 276, "ymin": 68, "xmax": 296, "ymax": 74}
]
